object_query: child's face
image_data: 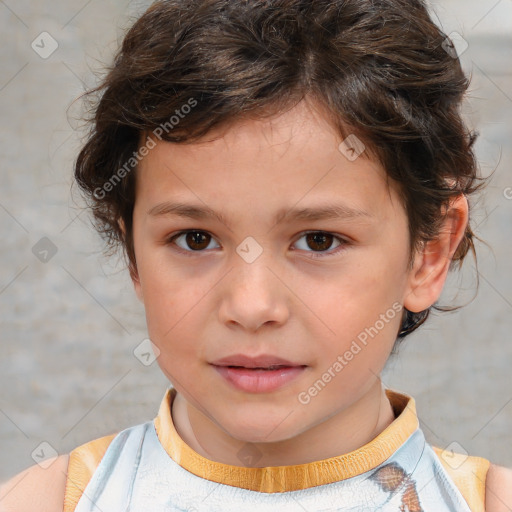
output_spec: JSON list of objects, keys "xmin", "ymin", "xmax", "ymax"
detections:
[{"xmin": 131, "ymin": 99, "xmax": 419, "ymax": 443}]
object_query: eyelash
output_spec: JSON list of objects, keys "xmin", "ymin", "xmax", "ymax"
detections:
[{"xmin": 165, "ymin": 230, "xmax": 349, "ymax": 259}]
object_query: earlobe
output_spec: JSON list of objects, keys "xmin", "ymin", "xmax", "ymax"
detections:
[{"xmin": 403, "ymin": 194, "xmax": 469, "ymax": 313}]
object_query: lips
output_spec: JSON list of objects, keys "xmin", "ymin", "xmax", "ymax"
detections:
[
  {"xmin": 212, "ymin": 357, "xmax": 307, "ymax": 393},
  {"xmin": 210, "ymin": 354, "xmax": 305, "ymax": 370}
]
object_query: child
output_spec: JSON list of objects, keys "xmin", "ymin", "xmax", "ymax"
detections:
[{"xmin": 2, "ymin": 0, "xmax": 511, "ymax": 510}]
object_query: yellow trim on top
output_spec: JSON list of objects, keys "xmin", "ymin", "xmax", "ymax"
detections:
[
  {"xmin": 153, "ymin": 386, "xmax": 419, "ymax": 492},
  {"xmin": 431, "ymin": 445, "xmax": 490, "ymax": 512},
  {"xmin": 63, "ymin": 386, "xmax": 490, "ymax": 511},
  {"xmin": 63, "ymin": 433, "xmax": 117, "ymax": 512}
]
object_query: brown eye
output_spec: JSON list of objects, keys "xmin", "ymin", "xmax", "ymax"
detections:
[
  {"xmin": 184, "ymin": 231, "xmax": 210, "ymax": 250},
  {"xmin": 293, "ymin": 231, "xmax": 347, "ymax": 259},
  {"xmin": 169, "ymin": 230, "xmax": 218, "ymax": 253},
  {"xmin": 167, "ymin": 230, "xmax": 348, "ymax": 259},
  {"xmin": 305, "ymin": 232, "xmax": 334, "ymax": 251}
]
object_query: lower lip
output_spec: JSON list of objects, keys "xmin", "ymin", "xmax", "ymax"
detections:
[{"xmin": 212, "ymin": 365, "xmax": 306, "ymax": 393}]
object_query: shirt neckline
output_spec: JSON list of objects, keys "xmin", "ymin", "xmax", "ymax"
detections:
[{"xmin": 153, "ymin": 386, "xmax": 419, "ymax": 492}]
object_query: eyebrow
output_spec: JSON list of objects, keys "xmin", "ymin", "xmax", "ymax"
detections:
[{"xmin": 147, "ymin": 201, "xmax": 374, "ymax": 227}]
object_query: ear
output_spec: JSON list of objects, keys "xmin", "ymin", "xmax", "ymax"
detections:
[
  {"xmin": 404, "ymin": 194, "xmax": 469, "ymax": 313},
  {"xmin": 118, "ymin": 218, "xmax": 144, "ymax": 304}
]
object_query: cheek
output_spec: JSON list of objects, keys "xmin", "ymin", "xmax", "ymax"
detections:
[
  {"xmin": 137, "ymin": 259, "xmax": 214, "ymax": 357},
  {"xmin": 309, "ymin": 260, "xmax": 392, "ymax": 315},
  {"xmin": 136, "ymin": 258, "xmax": 183, "ymax": 338},
  {"xmin": 304, "ymin": 258, "xmax": 404, "ymax": 353}
]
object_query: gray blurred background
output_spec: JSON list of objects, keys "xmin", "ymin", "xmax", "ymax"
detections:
[{"xmin": 0, "ymin": 0, "xmax": 511, "ymax": 483}]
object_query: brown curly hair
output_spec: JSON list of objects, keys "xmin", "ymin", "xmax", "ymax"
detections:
[{"xmin": 73, "ymin": 0, "xmax": 487, "ymax": 349}]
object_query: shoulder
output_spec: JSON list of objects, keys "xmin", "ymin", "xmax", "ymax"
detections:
[
  {"xmin": 0, "ymin": 431, "xmax": 120, "ymax": 512},
  {"xmin": 485, "ymin": 462, "xmax": 512, "ymax": 512},
  {"xmin": 0, "ymin": 454, "xmax": 69, "ymax": 512},
  {"xmin": 430, "ymin": 444, "xmax": 489, "ymax": 511}
]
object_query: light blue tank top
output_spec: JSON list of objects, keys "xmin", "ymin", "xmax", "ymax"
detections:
[{"xmin": 74, "ymin": 418, "xmax": 473, "ymax": 511}]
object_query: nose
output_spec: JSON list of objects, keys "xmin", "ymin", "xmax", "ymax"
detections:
[{"xmin": 217, "ymin": 255, "xmax": 290, "ymax": 332}]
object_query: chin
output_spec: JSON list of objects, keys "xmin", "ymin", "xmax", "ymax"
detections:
[{"xmin": 218, "ymin": 411, "xmax": 299, "ymax": 445}]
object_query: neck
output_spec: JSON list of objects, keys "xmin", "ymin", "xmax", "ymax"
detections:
[{"xmin": 171, "ymin": 379, "xmax": 396, "ymax": 467}]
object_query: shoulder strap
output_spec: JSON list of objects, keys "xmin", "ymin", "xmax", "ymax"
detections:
[
  {"xmin": 63, "ymin": 433, "xmax": 117, "ymax": 512},
  {"xmin": 431, "ymin": 445, "xmax": 490, "ymax": 512},
  {"xmin": 62, "ymin": 433, "xmax": 490, "ymax": 511}
]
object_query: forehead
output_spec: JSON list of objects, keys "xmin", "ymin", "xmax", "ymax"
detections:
[{"xmin": 135, "ymin": 100, "xmax": 403, "ymax": 224}]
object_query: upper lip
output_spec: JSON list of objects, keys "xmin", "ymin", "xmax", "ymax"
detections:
[{"xmin": 210, "ymin": 354, "xmax": 305, "ymax": 369}]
